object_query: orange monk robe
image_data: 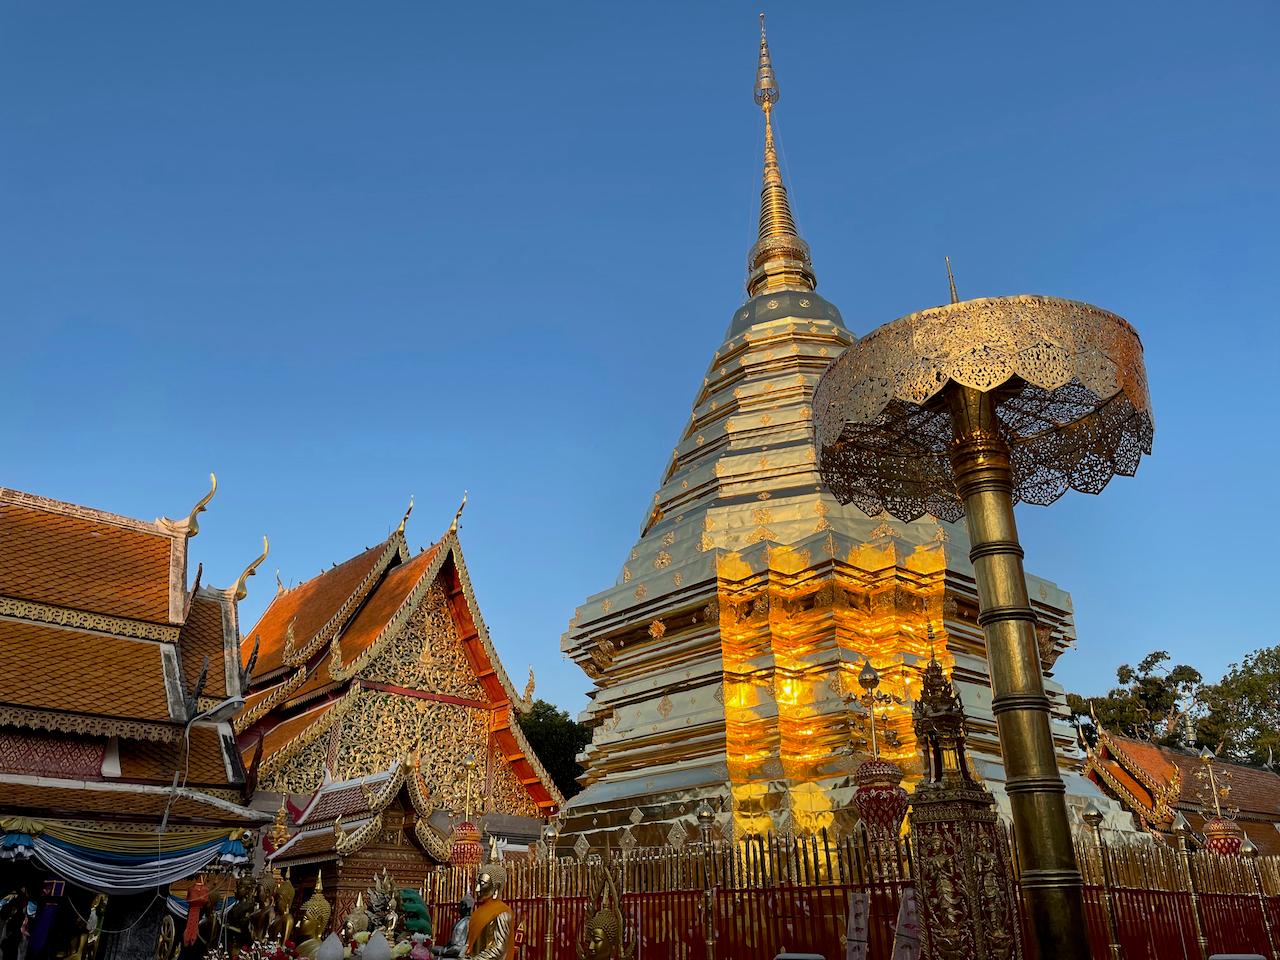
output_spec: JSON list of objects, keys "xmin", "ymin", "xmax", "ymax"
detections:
[{"xmin": 465, "ymin": 899, "xmax": 514, "ymax": 960}]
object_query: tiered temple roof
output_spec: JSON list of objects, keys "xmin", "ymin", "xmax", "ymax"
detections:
[
  {"xmin": 235, "ymin": 510, "xmax": 561, "ymax": 827},
  {"xmin": 0, "ymin": 483, "xmax": 265, "ymax": 829},
  {"xmin": 1085, "ymin": 729, "xmax": 1280, "ymax": 854}
]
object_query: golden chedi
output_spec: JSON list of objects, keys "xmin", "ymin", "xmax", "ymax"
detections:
[{"xmin": 560, "ymin": 16, "xmax": 1120, "ymax": 846}]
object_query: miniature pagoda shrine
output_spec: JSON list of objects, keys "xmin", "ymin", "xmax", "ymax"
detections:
[
  {"xmin": 559, "ymin": 19, "xmax": 1122, "ymax": 846},
  {"xmin": 235, "ymin": 501, "xmax": 560, "ymax": 907}
]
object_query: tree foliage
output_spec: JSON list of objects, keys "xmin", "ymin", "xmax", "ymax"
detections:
[
  {"xmin": 1066, "ymin": 650, "xmax": 1202, "ymax": 748},
  {"xmin": 1067, "ymin": 645, "xmax": 1280, "ymax": 767},
  {"xmin": 1197, "ymin": 645, "xmax": 1280, "ymax": 766},
  {"xmin": 516, "ymin": 698, "xmax": 591, "ymax": 799}
]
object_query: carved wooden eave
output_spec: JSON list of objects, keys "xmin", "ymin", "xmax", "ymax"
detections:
[
  {"xmin": 233, "ymin": 667, "xmax": 307, "ymax": 734},
  {"xmin": 256, "ymin": 688, "xmax": 363, "ymax": 783}
]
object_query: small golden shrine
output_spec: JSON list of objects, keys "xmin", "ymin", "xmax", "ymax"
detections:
[
  {"xmin": 560, "ymin": 20, "xmax": 1111, "ymax": 845},
  {"xmin": 235, "ymin": 502, "xmax": 561, "ymax": 842}
]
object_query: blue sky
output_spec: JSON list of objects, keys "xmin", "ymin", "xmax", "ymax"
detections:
[{"xmin": 2, "ymin": 2, "xmax": 1276, "ymax": 712}]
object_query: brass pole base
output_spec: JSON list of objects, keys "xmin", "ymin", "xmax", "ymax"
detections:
[{"xmin": 947, "ymin": 385, "xmax": 1089, "ymax": 960}]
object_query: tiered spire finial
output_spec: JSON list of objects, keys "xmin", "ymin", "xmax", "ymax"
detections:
[{"xmin": 746, "ymin": 15, "xmax": 816, "ymax": 298}]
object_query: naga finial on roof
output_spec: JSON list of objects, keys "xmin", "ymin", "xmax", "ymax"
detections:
[{"xmin": 233, "ymin": 535, "xmax": 269, "ymax": 601}]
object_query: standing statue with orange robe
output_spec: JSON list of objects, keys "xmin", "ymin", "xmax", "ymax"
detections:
[{"xmin": 463, "ymin": 865, "xmax": 512, "ymax": 960}]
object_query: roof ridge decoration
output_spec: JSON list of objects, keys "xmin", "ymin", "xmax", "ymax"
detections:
[
  {"xmin": 233, "ymin": 666, "xmax": 308, "ymax": 733},
  {"xmin": 1097, "ymin": 728, "xmax": 1173, "ymax": 797},
  {"xmin": 232, "ymin": 537, "xmax": 270, "ymax": 602},
  {"xmin": 0, "ymin": 703, "xmax": 179, "ymax": 744},
  {"xmin": 1086, "ymin": 755, "xmax": 1160, "ymax": 829},
  {"xmin": 0, "ymin": 487, "xmax": 185, "ymax": 540},
  {"xmin": 425, "ymin": 536, "xmax": 563, "ymax": 806},
  {"xmin": 0, "ymin": 596, "xmax": 181, "ymax": 643},
  {"xmin": 328, "ymin": 544, "xmax": 449, "ymax": 683},
  {"xmin": 335, "ymin": 811, "xmax": 384, "ymax": 858},
  {"xmin": 257, "ymin": 688, "xmax": 365, "ymax": 784}
]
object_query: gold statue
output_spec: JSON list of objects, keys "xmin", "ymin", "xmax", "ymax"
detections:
[
  {"xmin": 59, "ymin": 894, "xmax": 108, "ymax": 960},
  {"xmin": 223, "ymin": 875, "xmax": 258, "ymax": 954},
  {"xmin": 342, "ymin": 893, "xmax": 370, "ymax": 943},
  {"xmin": 296, "ymin": 873, "xmax": 333, "ymax": 959},
  {"xmin": 465, "ymin": 863, "xmax": 513, "ymax": 960},
  {"xmin": 274, "ymin": 869, "xmax": 296, "ymax": 943},
  {"xmin": 577, "ymin": 865, "xmax": 631, "ymax": 960}
]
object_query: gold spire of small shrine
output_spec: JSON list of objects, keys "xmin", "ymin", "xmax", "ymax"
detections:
[
  {"xmin": 945, "ymin": 256, "xmax": 959, "ymax": 304},
  {"xmin": 746, "ymin": 14, "xmax": 816, "ymax": 298}
]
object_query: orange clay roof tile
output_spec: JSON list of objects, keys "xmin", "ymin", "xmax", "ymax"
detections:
[
  {"xmin": 245, "ymin": 541, "xmax": 391, "ymax": 676},
  {"xmin": 335, "ymin": 548, "xmax": 437, "ymax": 665},
  {"xmin": 118, "ymin": 726, "xmax": 236, "ymax": 788},
  {"xmin": 179, "ymin": 594, "xmax": 229, "ymax": 700},
  {"xmin": 0, "ymin": 620, "xmax": 173, "ymax": 723},
  {"xmin": 0, "ymin": 502, "xmax": 174, "ymax": 624}
]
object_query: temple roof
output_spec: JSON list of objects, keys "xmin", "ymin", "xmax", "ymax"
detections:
[
  {"xmin": 246, "ymin": 538, "xmax": 404, "ymax": 679},
  {"xmin": 1086, "ymin": 730, "xmax": 1280, "ymax": 854},
  {"xmin": 237, "ymin": 516, "xmax": 561, "ymax": 815},
  {"xmin": 0, "ymin": 620, "xmax": 174, "ymax": 730},
  {"xmin": 0, "ymin": 489, "xmax": 189, "ymax": 625},
  {"xmin": 0, "ymin": 481, "xmax": 260, "ymax": 829}
]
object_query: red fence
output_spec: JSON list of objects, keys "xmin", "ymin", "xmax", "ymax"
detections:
[{"xmin": 428, "ymin": 831, "xmax": 1280, "ymax": 959}]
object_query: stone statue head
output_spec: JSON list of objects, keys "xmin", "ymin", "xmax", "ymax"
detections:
[
  {"xmin": 457, "ymin": 895, "xmax": 474, "ymax": 918},
  {"xmin": 475, "ymin": 863, "xmax": 507, "ymax": 902}
]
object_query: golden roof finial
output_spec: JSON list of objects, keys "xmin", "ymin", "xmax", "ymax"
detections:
[
  {"xmin": 397, "ymin": 494, "xmax": 415, "ymax": 536},
  {"xmin": 746, "ymin": 14, "xmax": 815, "ymax": 299},
  {"xmin": 184, "ymin": 473, "xmax": 217, "ymax": 539},
  {"xmin": 946, "ymin": 256, "xmax": 959, "ymax": 304},
  {"xmin": 233, "ymin": 536, "xmax": 269, "ymax": 602},
  {"xmin": 448, "ymin": 491, "xmax": 468, "ymax": 537}
]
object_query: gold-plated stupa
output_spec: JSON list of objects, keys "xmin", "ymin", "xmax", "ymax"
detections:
[{"xmin": 559, "ymin": 18, "xmax": 1115, "ymax": 847}]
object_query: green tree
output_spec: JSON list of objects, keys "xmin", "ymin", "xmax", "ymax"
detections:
[
  {"xmin": 1198, "ymin": 644, "xmax": 1280, "ymax": 766},
  {"xmin": 1066, "ymin": 650, "xmax": 1202, "ymax": 747},
  {"xmin": 517, "ymin": 698, "xmax": 591, "ymax": 799}
]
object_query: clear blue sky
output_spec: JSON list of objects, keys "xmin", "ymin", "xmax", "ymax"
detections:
[{"xmin": 3, "ymin": 3, "xmax": 1276, "ymax": 712}]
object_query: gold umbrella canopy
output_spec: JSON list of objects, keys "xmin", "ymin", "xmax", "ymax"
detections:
[{"xmin": 812, "ymin": 294, "xmax": 1154, "ymax": 522}]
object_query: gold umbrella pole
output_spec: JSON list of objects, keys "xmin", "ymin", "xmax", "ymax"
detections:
[{"xmin": 947, "ymin": 385, "xmax": 1087, "ymax": 960}]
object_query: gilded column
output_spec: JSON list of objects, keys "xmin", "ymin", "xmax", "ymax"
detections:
[{"xmin": 946, "ymin": 385, "xmax": 1087, "ymax": 959}]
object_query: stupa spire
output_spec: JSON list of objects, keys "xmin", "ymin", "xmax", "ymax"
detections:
[{"xmin": 746, "ymin": 14, "xmax": 816, "ymax": 298}]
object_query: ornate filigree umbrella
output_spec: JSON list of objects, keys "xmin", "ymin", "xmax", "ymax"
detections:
[{"xmin": 812, "ymin": 272, "xmax": 1154, "ymax": 960}]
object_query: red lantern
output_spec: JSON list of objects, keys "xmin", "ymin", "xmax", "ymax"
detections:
[
  {"xmin": 449, "ymin": 821, "xmax": 484, "ymax": 868},
  {"xmin": 1201, "ymin": 816, "xmax": 1244, "ymax": 856},
  {"xmin": 852, "ymin": 757, "xmax": 909, "ymax": 841}
]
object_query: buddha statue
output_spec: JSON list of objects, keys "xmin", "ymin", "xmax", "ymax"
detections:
[
  {"xmin": 342, "ymin": 893, "xmax": 370, "ymax": 943},
  {"xmin": 464, "ymin": 864, "xmax": 513, "ymax": 960},
  {"xmin": 222, "ymin": 876, "xmax": 258, "ymax": 954},
  {"xmin": 579, "ymin": 907, "xmax": 622, "ymax": 960},
  {"xmin": 273, "ymin": 870, "xmax": 296, "ymax": 942},
  {"xmin": 296, "ymin": 875, "xmax": 333, "ymax": 959},
  {"xmin": 576, "ymin": 865, "xmax": 630, "ymax": 960}
]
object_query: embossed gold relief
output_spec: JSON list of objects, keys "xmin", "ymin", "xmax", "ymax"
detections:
[
  {"xmin": 362, "ymin": 585, "xmax": 485, "ymax": 701},
  {"xmin": 715, "ymin": 546, "xmax": 952, "ymax": 840}
]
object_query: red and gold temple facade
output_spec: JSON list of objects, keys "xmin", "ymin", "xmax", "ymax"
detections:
[{"xmin": 235, "ymin": 512, "xmax": 561, "ymax": 838}]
